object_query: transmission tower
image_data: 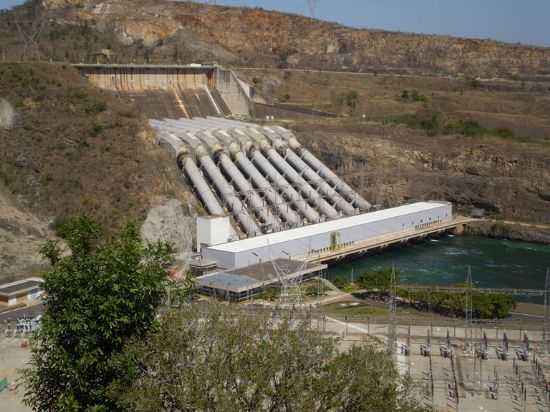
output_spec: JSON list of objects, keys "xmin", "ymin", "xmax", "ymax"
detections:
[
  {"xmin": 464, "ymin": 266, "xmax": 474, "ymax": 351},
  {"xmin": 306, "ymin": 0, "xmax": 318, "ymax": 17},
  {"xmin": 544, "ymin": 268, "xmax": 550, "ymax": 354},
  {"xmin": 386, "ymin": 265, "xmax": 398, "ymax": 355}
]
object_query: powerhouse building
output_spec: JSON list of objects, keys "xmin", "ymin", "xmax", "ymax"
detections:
[{"xmin": 203, "ymin": 201, "xmax": 452, "ymax": 269}]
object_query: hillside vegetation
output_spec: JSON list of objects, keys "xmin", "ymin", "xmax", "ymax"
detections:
[
  {"xmin": 0, "ymin": 63, "xmax": 187, "ymax": 228},
  {"xmin": 0, "ymin": 62, "xmax": 194, "ymax": 279}
]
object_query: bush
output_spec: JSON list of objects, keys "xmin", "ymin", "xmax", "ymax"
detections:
[
  {"xmin": 461, "ymin": 120, "xmax": 484, "ymax": 137},
  {"xmin": 304, "ymin": 282, "xmax": 326, "ymax": 297},
  {"xmin": 493, "ymin": 127, "xmax": 515, "ymax": 139},
  {"xmin": 85, "ymin": 100, "xmax": 107, "ymax": 114},
  {"xmin": 89, "ymin": 122, "xmax": 104, "ymax": 137},
  {"xmin": 400, "ymin": 89, "xmax": 428, "ymax": 104},
  {"xmin": 397, "ymin": 287, "xmax": 514, "ymax": 319},
  {"xmin": 356, "ymin": 268, "xmax": 399, "ymax": 291},
  {"xmin": 469, "ymin": 78, "xmax": 481, "ymax": 89},
  {"xmin": 332, "ymin": 276, "xmax": 351, "ymax": 290}
]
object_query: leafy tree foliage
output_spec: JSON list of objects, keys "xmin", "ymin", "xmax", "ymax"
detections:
[
  {"xmin": 354, "ymin": 268, "xmax": 514, "ymax": 319},
  {"xmin": 399, "ymin": 287, "xmax": 514, "ymax": 319},
  {"xmin": 22, "ymin": 215, "xmax": 174, "ymax": 412},
  {"xmin": 114, "ymin": 305, "xmax": 427, "ymax": 412},
  {"xmin": 356, "ymin": 268, "xmax": 400, "ymax": 291}
]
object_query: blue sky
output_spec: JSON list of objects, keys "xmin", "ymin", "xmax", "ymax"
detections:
[{"xmin": 1, "ymin": 0, "xmax": 548, "ymax": 47}]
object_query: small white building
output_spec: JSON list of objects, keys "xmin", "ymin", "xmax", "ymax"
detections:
[
  {"xmin": 0, "ymin": 278, "xmax": 44, "ymax": 308},
  {"xmin": 203, "ymin": 201, "xmax": 453, "ymax": 269}
]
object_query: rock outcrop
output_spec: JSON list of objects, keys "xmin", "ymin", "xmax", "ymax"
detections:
[
  {"xmin": 294, "ymin": 121, "xmax": 550, "ymax": 226},
  {"xmin": 3, "ymin": 0, "xmax": 549, "ymax": 79},
  {"xmin": 141, "ymin": 198, "xmax": 194, "ymax": 269}
]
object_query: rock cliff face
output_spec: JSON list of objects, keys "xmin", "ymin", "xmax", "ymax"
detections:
[
  {"xmin": 293, "ymin": 121, "xmax": 550, "ymax": 225},
  {"xmin": 3, "ymin": 0, "xmax": 549, "ymax": 79},
  {"xmin": 141, "ymin": 198, "xmax": 195, "ymax": 269}
]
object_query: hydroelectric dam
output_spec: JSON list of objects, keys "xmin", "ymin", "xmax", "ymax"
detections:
[{"xmin": 75, "ymin": 64, "xmax": 471, "ymax": 301}]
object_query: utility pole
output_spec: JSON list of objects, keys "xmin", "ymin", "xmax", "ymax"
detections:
[
  {"xmin": 544, "ymin": 268, "xmax": 550, "ymax": 354},
  {"xmin": 306, "ymin": 0, "xmax": 318, "ymax": 18},
  {"xmin": 387, "ymin": 265, "xmax": 397, "ymax": 356},
  {"xmin": 464, "ymin": 266, "xmax": 473, "ymax": 352}
]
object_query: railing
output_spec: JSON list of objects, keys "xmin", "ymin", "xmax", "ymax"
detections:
[
  {"xmin": 396, "ymin": 285, "xmax": 545, "ymax": 297},
  {"xmin": 298, "ymin": 217, "xmax": 475, "ymax": 264}
]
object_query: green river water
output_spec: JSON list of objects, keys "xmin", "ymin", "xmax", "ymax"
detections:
[{"xmin": 325, "ymin": 235, "xmax": 550, "ymax": 302}]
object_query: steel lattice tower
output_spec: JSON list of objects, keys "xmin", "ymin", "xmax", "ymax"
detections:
[
  {"xmin": 387, "ymin": 265, "xmax": 398, "ymax": 355},
  {"xmin": 464, "ymin": 266, "xmax": 474, "ymax": 351},
  {"xmin": 544, "ymin": 268, "xmax": 550, "ymax": 354}
]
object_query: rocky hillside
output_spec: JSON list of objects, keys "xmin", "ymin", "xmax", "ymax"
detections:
[
  {"xmin": 292, "ymin": 119, "xmax": 550, "ymax": 226},
  {"xmin": 1, "ymin": 0, "xmax": 550, "ymax": 80},
  {"xmin": 0, "ymin": 63, "xmax": 196, "ymax": 279}
]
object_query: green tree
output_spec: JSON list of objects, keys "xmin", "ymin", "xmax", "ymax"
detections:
[
  {"xmin": 22, "ymin": 215, "xmax": 174, "ymax": 412},
  {"xmin": 346, "ymin": 90, "xmax": 359, "ymax": 114},
  {"xmin": 356, "ymin": 268, "xmax": 399, "ymax": 291},
  {"xmin": 114, "ymin": 304, "xmax": 426, "ymax": 412}
]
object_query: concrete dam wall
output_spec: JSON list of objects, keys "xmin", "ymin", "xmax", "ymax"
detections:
[
  {"xmin": 75, "ymin": 64, "xmax": 215, "ymax": 91},
  {"xmin": 74, "ymin": 64, "xmax": 251, "ymax": 118}
]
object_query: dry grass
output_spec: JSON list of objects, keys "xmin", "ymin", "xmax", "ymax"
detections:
[
  {"xmin": 241, "ymin": 69, "xmax": 550, "ymax": 143},
  {"xmin": 0, "ymin": 63, "xmax": 189, "ymax": 232}
]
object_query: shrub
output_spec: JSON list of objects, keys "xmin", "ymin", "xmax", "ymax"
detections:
[
  {"xmin": 469, "ymin": 78, "xmax": 481, "ymax": 89},
  {"xmin": 332, "ymin": 276, "xmax": 351, "ymax": 290},
  {"xmin": 493, "ymin": 127, "xmax": 515, "ymax": 139},
  {"xmin": 461, "ymin": 120, "xmax": 484, "ymax": 137},
  {"xmin": 356, "ymin": 268, "xmax": 399, "ymax": 291},
  {"xmin": 85, "ymin": 100, "xmax": 107, "ymax": 114}
]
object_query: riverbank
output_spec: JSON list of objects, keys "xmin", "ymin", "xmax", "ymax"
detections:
[{"xmin": 466, "ymin": 219, "xmax": 550, "ymax": 244}]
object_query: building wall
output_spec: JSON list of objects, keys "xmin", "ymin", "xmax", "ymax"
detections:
[{"xmin": 204, "ymin": 203, "xmax": 452, "ymax": 269}]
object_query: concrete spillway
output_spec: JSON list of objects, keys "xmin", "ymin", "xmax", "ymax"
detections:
[{"xmin": 151, "ymin": 118, "xmax": 371, "ymax": 238}]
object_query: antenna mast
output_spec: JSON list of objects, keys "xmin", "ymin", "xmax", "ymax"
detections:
[
  {"xmin": 464, "ymin": 266, "xmax": 473, "ymax": 352},
  {"xmin": 306, "ymin": 0, "xmax": 318, "ymax": 17},
  {"xmin": 544, "ymin": 268, "xmax": 550, "ymax": 354}
]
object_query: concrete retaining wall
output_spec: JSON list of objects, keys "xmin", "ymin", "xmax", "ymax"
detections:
[
  {"xmin": 76, "ymin": 65, "xmax": 215, "ymax": 91},
  {"xmin": 215, "ymin": 68, "xmax": 251, "ymax": 117}
]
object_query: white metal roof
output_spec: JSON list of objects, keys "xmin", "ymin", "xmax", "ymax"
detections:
[{"xmin": 207, "ymin": 202, "xmax": 450, "ymax": 253}]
